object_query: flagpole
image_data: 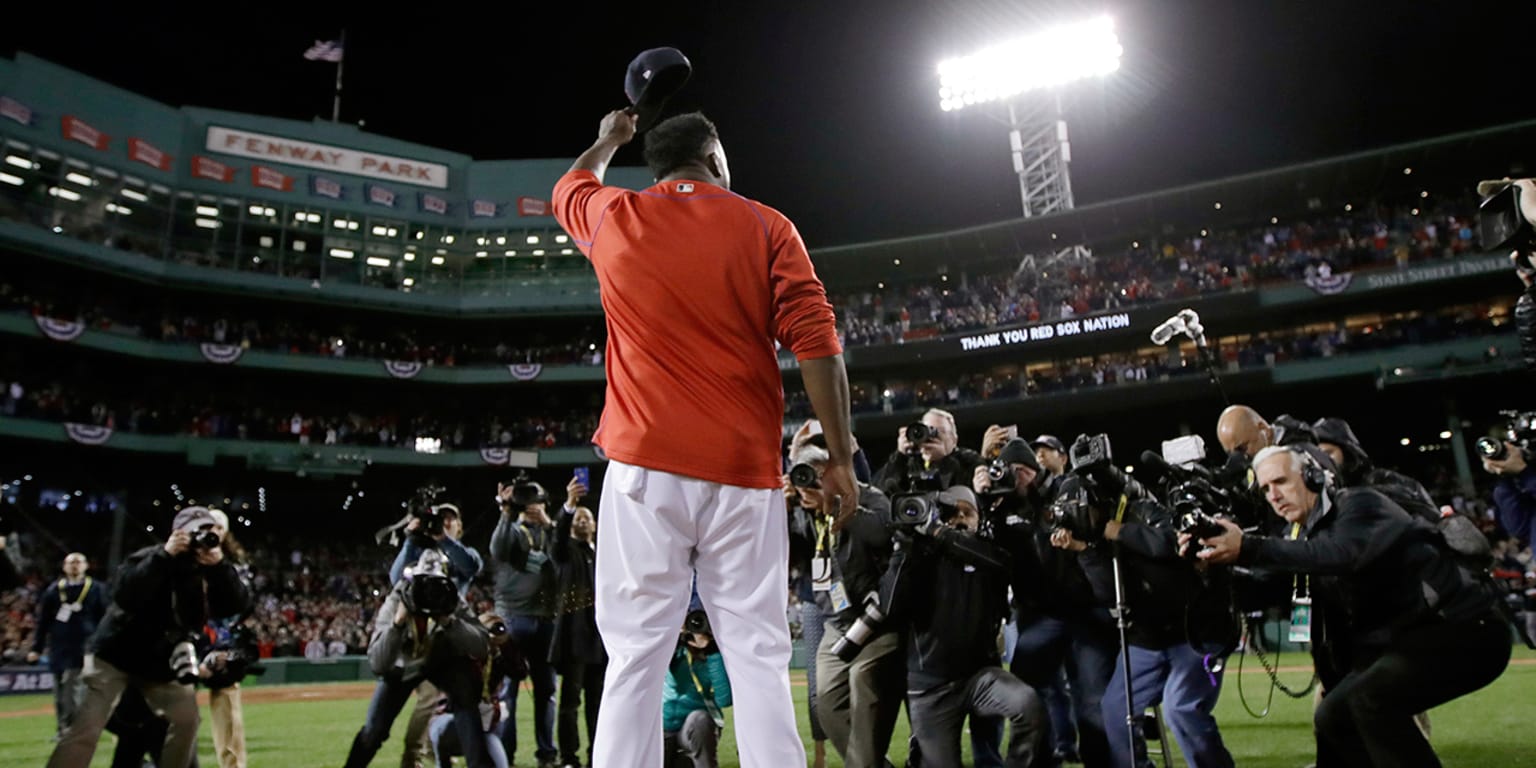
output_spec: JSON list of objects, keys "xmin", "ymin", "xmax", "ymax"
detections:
[{"xmin": 332, "ymin": 29, "xmax": 346, "ymax": 122}]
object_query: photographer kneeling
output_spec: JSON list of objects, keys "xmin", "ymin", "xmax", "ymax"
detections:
[
  {"xmin": 664, "ymin": 608, "xmax": 732, "ymax": 768},
  {"xmin": 1196, "ymin": 446, "xmax": 1511, "ymax": 767},
  {"xmin": 886, "ymin": 484, "xmax": 1047, "ymax": 768},
  {"xmin": 47, "ymin": 506, "xmax": 252, "ymax": 768},
  {"xmin": 788, "ymin": 442, "xmax": 901, "ymax": 768},
  {"xmin": 344, "ymin": 550, "xmax": 499, "ymax": 768}
]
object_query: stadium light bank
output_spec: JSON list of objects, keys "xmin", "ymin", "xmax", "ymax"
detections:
[{"xmin": 936, "ymin": 15, "xmax": 1122, "ymax": 222}]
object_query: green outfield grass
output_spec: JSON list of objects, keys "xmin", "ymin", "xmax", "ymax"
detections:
[{"xmin": 4, "ymin": 651, "xmax": 1534, "ymax": 767}]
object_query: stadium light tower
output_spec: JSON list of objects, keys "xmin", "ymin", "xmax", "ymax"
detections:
[{"xmin": 939, "ymin": 15, "xmax": 1122, "ymax": 221}]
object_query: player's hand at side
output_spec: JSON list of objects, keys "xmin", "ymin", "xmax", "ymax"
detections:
[
  {"xmin": 822, "ymin": 462, "xmax": 858, "ymax": 533},
  {"xmin": 599, "ymin": 110, "xmax": 637, "ymax": 147}
]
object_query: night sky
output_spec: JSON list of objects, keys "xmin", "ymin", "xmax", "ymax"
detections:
[{"xmin": 2, "ymin": 1, "xmax": 1532, "ymax": 247}]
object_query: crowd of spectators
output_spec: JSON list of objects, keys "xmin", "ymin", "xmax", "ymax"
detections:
[
  {"xmin": 0, "ymin": 374, "xmax": 598, "ymax": 452},
  {"xmin": 787, "ymin": 305, "xmax": 1508, "ymax": 418},
  {"xmin": 834, "ymin": 201, "xmax": 1482, "ymax": 347},
  {"xmin": 0, "ymin": 280, "xmax": 605, "ymax": 368}
]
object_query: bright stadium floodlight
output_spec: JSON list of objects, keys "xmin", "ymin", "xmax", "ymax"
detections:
[{"xmin": 937, "ymin": 15, "xmax": 1121, "ymax": 112}]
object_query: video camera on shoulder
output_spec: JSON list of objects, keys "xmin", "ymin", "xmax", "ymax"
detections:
[
  {"xmin": 1479, "ymin": 181, "xmax": 1536, "ymax": 256},
  {"xmin": 408, "ymin": 484, "xmax": 448, "ymax": 540},
  {"xmin": 401, "ymin": 549, "xmax": 460, "ymax": 619},
  {"xmin": 1476, "ymin": 410, "xmax": 1536, "ymax": 461},
  {"xmin": 505, "ymin": 472, "xmax": 549, "ymax": 511}
]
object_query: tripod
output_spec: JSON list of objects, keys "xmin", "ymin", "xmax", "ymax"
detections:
[{"xmin": 1108, "ymin": 542, "xmax": 1137, "ymax": 765}]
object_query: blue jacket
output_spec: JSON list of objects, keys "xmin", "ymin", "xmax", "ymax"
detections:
[
  {"xmin": 662, "ymin": 645, "xmax": 731, "ymax": 732},
  {"xmin": 389, "ymin": 536, "xmax": 484, "ymax": 597},
  {"xmin": 31, "ymin": 576, "xmax": 109, "ymax": 673},
  {"xmin": 1492, "ymin": 467, "xmax": 1536, "ymax": 546}
]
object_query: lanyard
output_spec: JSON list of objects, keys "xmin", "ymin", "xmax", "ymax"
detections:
[
  {"xmin": 687, "ymin": 654, "xmax": 725, "ymax": 727},
  {"xmin": 813, "ymin": 517, "xmax": 831, "ymax": 556},
  {"xmin": 59, "ymin": 577, "xmax": 92, "ymax": 608},
  {"xmin": 1288, "ymin": 522, "xmax": 1309, "ymax": 597}
]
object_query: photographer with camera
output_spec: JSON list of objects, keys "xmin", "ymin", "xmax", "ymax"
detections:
[
  {"xmin": 197, "ymin": 509, "xmax": 258, "ymax": 768},
  {"xmin": 29, "ymin": 552, "xmax": 108, "ymax": 739},
  {"xmin": 787, "ymin": 440, "xmax": 901, "ymax": 768},
  {"xmin": 882, "ymin": 483, "xmax": 1047, "ymax": 767},
  {"xmin": 664, "ymin": 605, "xmax": 732, "ymax": 768},
  {"xmin": 345, "ymin": 549, "xmax": 498, "ymax": 768},
  {"xmin": 1479, "ymin": 419, "xmax": 1536, "ymax": 547},
  {"xmin": 1053, "ymin": 465, "xmax": 1237, "ymax": 768},
  {"xmin": 47, "ymin": 506, "xmax": 251, "ymax": 768},
  {"xmin": 426, "ymin": 613, "xmax": 527, "ymax": 768},
  {"xmin": 977, "ymin": 438, "xmax": 1116, "ymax": 768},
  {"xmin": 1196, "ymin": 445, "xmax": 1511, "ymax": 767},
  {"xmin": 490, "ymin": 477, "xmax": 559, "ymax": 768},
  {"xmin": 550, "ymin": 474, "xmax": 605, "ymax": 768},
  {"xmin": 387, "ymin": 493, "xmax": 485, "ymax": 768},
  {"xmin": 875, "ymin": 409, "xmax": 981, "ymax": 498}
]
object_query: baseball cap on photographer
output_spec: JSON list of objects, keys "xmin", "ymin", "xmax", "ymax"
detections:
[
  {"xmin": 997, "ymin": 438, "xmax": 1042, "ymax": 472},
  {"xmin": 625, "ymin": 47, "xmax": 692, "ymax": 132},
  {"xmin": 173, "ymin": 505, "xmax": 219, "ymax": 532},
  {"xmin": 1030, "ymin": 434, "xmax": 1067, "ymax": 455},
  {"xmin": 936, "ymin": 485, "xmax": 978, "ymax": 511}
]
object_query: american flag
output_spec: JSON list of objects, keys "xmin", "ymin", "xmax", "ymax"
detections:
[{"xmin": 303, "ymin": 40, "xmax": 344, "ymax": 63}]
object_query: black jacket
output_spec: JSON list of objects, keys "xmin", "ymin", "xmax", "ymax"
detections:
[
  {"xmin": 90, "ymin": 545, "xmax": 252, "ymax": 681},
  {"xmin": 1112, "ymin": 500, "xmax": 1238, "ymax": 652},
  {"xmin": 874, "ymin": 447, "xmax": 982, "ymax": 498},
  {"xmin": 884, "ymin": 527, "xmax": 1012, "ymax": 691},
  {"xmin": 32, "ymin": 576, "xmax": 110, "ymax": 673},
  {"xmin": 788, "ymin": 485, "xmax": 893, "ymax": 632},
  {"xmin": 549, "ymin": 507, "xmax": 604, "ymax": 667},
  {"xmin": 1236, "ymin": 487, "xmax": 1498, "ymax": 674},
  {"xmin": 987, "ymin": 489, "xmax": 1103, "ymax": 624}
]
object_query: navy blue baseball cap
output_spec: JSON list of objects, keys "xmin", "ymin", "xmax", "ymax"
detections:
[{"xmin": 625, "ymin": 47, "xmax": 692, "ymax": 132}]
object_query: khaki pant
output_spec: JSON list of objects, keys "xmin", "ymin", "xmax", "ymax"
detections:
[
  {"xmin": 815, "ymin": 625, "xmax": 904, "ymax": 768},
  {"xmin": 402, "ymin": 680, "xmax": 438, "ymax": 768},
  {"xmin": 46, "ymin": 654, "xmax": 200, "ymax": 768},
  {"xmin": 209, "ymin": 683, "xmax": 246, "ymax": 768}
]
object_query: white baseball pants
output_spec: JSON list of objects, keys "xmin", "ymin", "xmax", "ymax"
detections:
[{"xmin": 592, "ymin": 460, "xmax": 805, "ymax": 768}]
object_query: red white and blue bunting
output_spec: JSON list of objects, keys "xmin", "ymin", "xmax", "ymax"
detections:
[
  {"xmin": 480, "ymin": 447, "xmax": 512, "ymax": 466},
  {"xmin": 64, "ymin": 423, "xmax": 113, "ymax": 445},
  {"xmin": 199, "ymin": 343, "xmax": 245, "ymax": 365},
  {"xmin": 508, "ymin": 363, "xmax": 543, "ymax": 382},
  {"xmin": 35, "ymin": 316, "xmax": 86, "ymax": 342},
  {"xmin": 384, "ymin": 360, "xmax": 424, "ymax": 379}
]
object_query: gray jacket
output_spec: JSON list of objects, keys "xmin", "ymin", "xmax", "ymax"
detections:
[{"xmin": 490, "ymin": 513, "xmax": 558, "ymax": 619}]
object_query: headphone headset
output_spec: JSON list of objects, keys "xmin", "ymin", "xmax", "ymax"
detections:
[{"xmin": 1294, "ymin": 447, "xmax": 1331, "ymax": 493}]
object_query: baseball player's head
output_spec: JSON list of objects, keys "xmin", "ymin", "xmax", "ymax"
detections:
[{"xmin": 644, "ymin": 112, "xmax": 730, "ymax": 190}]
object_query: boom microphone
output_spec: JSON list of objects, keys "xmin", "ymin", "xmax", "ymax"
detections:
[{"xmin": 1150, "ymin": 315, "xmax": 1186, "ymax": 345}]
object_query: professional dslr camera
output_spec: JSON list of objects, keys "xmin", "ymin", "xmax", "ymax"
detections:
[
  {"xmin": 504, "ymin": 472, "xmax": 549, "ymax": 510},
  {"xmin": 201, "ymin": 623, "xmax": 266, "ymax": 689},
  {"xmin": 400, "ymin": 549, "xmax": 460, "ymax": 618},
  {"xmin": 376, "ymin": 483, "xmax": 450, "ymax": 548},
  {"xmin": 1050, "ymin": 433, "xmax": 1146, "ymax": 540},
  {"xmin": 1476, "ymin": 410, "xmax": 1536, "ymax": 461}
]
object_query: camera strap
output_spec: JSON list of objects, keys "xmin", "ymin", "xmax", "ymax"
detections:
[{"xmin": 687, "ymin": 656, "xmax": 726, "ymax": 728}]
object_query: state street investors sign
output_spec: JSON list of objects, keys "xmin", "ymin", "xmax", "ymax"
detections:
[
  {"xmin": 958, "ymin": 312, "xmax": 1132, "ymax": 352},
  {"xmin": 206, "ymin": 126, "xmax": 449, "ymax": 189}
]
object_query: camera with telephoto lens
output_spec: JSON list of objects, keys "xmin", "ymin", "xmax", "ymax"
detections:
[
  {"xmin": 1170, "ymin": 481, "xmax": 1229, "ymax": 541},
  {"xmin": 980, "ymin": 458, "xmax": 1017, "ymax": 498},
  {"xmin": 407, "ymin": 484, "xmax": 447, "ymax": 540},
  {"xmin": 684, "ymin": 609, "xmax": 711, "ymax": 637},
  {"xmin": 789, "ymin": 462, "xmax": 821, "ymax": 489},
  {"xmin": 402, "ymin": 549, "xmax": 459, "ymax": 618},
  {"xmin": 905, "ymin": 422, "xmax": 938, "ymax": 450},
  {"xmin": 188, "ymin": 525, "xmax": 221, "ymax": 551},
  {"xmin": 1476, "ymin": 410, "xmax": 1536, "ymax": 461},
  {"xmin": 830, "ymin": 598, "xmax": 887, "ymax": 663},
  {"xmin": 1048, "ymin": 475, "xmax": 1102, "ymax": 540},
  {"xmin": 169, "ymin": 637, "xmax": 200, "ymax": 684}
]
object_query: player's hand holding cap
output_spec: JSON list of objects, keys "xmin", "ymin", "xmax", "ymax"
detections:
[{"xmin": 625, "ymin": 47, "xmax": 692, "ymax": 132}]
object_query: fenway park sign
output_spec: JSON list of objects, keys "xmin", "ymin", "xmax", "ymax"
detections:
[{"xmin": 206, "ymin": 126, "xmax": 449, "ymax": 189}]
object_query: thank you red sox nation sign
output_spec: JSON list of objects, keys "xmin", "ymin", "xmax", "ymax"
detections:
[{"xmin": 205, "ymin": 126, "xmax": 449, "ymax": 189}]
